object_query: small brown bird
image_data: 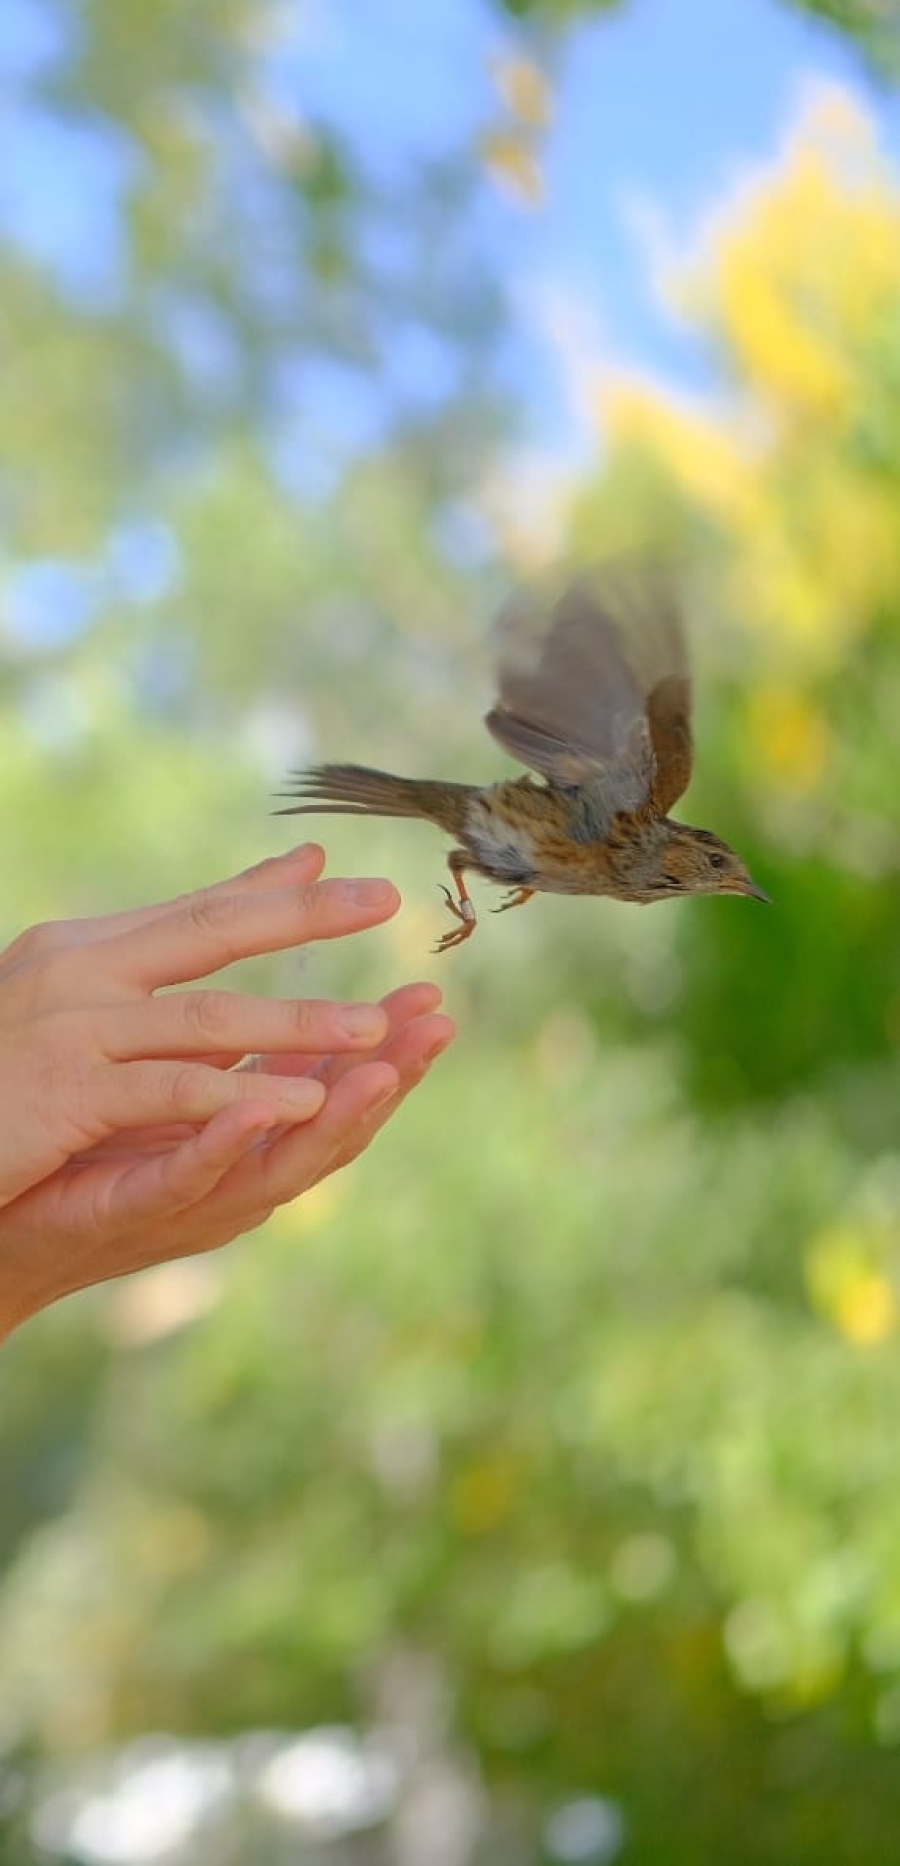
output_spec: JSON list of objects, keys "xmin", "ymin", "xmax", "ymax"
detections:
[{"xmin": 278, "ymin": 559, "xmax": 769, "ymax": 951}]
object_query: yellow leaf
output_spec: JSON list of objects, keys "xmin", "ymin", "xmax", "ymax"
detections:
[
  {"xmin": 492, "ymin": 55, "xmax": 555, "ymax": 129},
  {"xmin": 602, "ymin": 379, "xmax": 753, "ymax": 522},
  {"xmin": 481, "ymin": 132, "xmax": 545, "ymax": 208}
]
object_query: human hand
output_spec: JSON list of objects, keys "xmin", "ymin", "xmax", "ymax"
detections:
[{"xmin": 0, "ymin": 845, "xmax": 454, "ymax": 1336}]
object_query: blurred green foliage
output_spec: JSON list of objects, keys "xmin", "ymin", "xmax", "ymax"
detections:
[{"xmin": 0, "ymin": 4, "xmax": 898, "ymax": 1864}]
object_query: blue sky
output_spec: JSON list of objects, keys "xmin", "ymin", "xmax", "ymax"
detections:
[
  {"xmin": 291, "ymin": 0, "xmax": 898, "ymax": 447},
  {"xmin": 1, "ymin": 0, "xmax": 897, "ymax": 464}
]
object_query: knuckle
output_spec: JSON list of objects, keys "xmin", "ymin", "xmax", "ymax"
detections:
[
  {"xmin": 4, "ymin": 920, "xmax": 65, "ymax": 966},
  {"xmin": 186, "ymin": 990, "xmax": 234, "ymax": 1044},
  {"xmin": 169, "ymin": 1062, "xmax": 213, "ymax": 1116},
  {"xmin": 31, "ymin": 1026, "xmax": 82, "ymax": 1097},
  {"xmin": 37, "ymin": 1008, "xmax": 91, "ymax": 1065},
  {"xmin": 295, "ymin": 882, "xmax": 321, "ymax": 918},
  {"xmin": 1, "ymin": 936, "xmax": 89, "ymax": 1012},
  {"xmin": 289, "ymin": 997, "xmax": 323, "ymax": 1039},
  {"xmin": 186, "ymin": 890, "xmax": 243, "ymax": 944}
]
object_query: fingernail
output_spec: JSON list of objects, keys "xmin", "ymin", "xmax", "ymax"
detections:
[
  {"xmin": 338, "ymin": 1003, "xmax": 386, "ymax": 1040},
  {"xmin": 278, "ymin": 1079, "xmax": 326, "ymax": 1115},
  {"xmin": 422, "ymin": 1036, "xmax": 453, "ymax": 1066},
  {"xmin": 346, "ymin": 879, "xmax": 399, "ymax": 908}
]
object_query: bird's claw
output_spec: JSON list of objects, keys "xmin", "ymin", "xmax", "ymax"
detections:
[
  {"xmin": 433, "ymin": 928, "xmax": 472, "ymax": 954},
  {"xmin": 434, "ymin": 883, "xmax": 477, "ymax": 953},
  {"xmin": 438, "ymin": 884, "xmax": 465, "ymax": 923},
  {"xmin": 491, "ymin": 886, "xmax": 535, "ymax": 915}
]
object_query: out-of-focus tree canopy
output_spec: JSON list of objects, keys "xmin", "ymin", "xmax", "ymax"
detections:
[
  {"xmin": 0, "ymin": 4, "xmax": 898, "ymax": 1864},
  {"xmin": 499, "ymin": 0, "xmax": 900, "ymax": 80}
]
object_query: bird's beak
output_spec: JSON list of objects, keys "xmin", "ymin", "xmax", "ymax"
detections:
[{"xmin": 738, "ymin": 878, "xmax": 772, "ymax": 904}]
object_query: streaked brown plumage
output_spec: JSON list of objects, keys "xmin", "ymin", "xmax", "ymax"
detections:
[{"xmin": 277, "ymin": 559, "xmax": 769, "ymax": 951}]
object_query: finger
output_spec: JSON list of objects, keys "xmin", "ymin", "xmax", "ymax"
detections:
[
  {"xmin": 321, "ymin": 1012, "xmax": 455, "ymax": 1171},
  {"xmin": 243, "ymin": 1015, "xmax": 452, "ymax": 1204},
  {"xmin": 89, "ymin": 1058, "xmax": 328, "ymax": 1136},
  {"xmin": 310, "ymin": 981, "xmax": 444, "ymax": 1084},
  {"xmin": 103, "ymin": 1100, "xmax": 283, "ymax": 1226},
  {"xmin": 102, "ymin": 991, "xmax": 389, "ymax": 1061},
  {"xmin": 247, "ymin": 981, "xmax": 444, "ymax": 1083},
  {"xmin": 220, "ymin": 1061, "xmax": 400, "ymax": 1208},
  {"xmin": 103, "ymin": 876, "xmax": 401, "ymax": 991},
  {"xmin": 71, "ymin": 1122, "xmax": 199, "ymax": 1163},
  {"xmin": 2, "ymin": 847, "xmax": 327, "ymax": 959}
]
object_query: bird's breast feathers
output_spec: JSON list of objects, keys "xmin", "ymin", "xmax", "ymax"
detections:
[{"xmin": 461, "ymin": 783, "xmax": 626, "ymax": 896}]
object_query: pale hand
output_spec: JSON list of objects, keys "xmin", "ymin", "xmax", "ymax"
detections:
[{"xmin": 0, "ymin": 843, "xmax": 454, "ymax": 1338}]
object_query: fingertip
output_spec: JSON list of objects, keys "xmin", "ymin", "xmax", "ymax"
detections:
[
  {"xmin": 243, "ymin": 843, "xmax": 326, "ymax": 885},
  {"xmin": 421, "ymin": 1013, "xmax": 456, "ymax": 1057},
  {"xmin": 338, "ymin": 1001, "xmax": 391, "ymax": 1046},
  {"xmin": 278, "ymin": 842, "xmax": 327, "ymax": 881},
  {"xmin": 341, "ymin": 1059, "xmax": 399, "ymax": 1111},
  {"xmin": 279, "ymin": 1076, "xmax": 327, "ymax": 1119},
  {"xmin": 344, "ymin": 878, "xmax": 401, "ymax": 918},
  {"xmin": 369, "ymin": 1060, "xmax": 401, "ymax": 1103},
  {"xmin": 377, "ymin": 981, "xmax": 443, "ymax": 1025},
  {"xmin": 291, "ymin": 841, "xmax": 326, "ymax": 872},
  {"xmin": 398, "ymin": 1012, "xmax": 455, "ymax": 1078},
  {"xmin": 401, "ymin": 980, "xmax": 444, "ymax": 1011},
  {"xmin": 195, "ymin": 1101, "xmax": 277, "ymax": 1164},
  {"xmin": 288, "ymin": 876, "xmax": 403, "ymax": 946}
]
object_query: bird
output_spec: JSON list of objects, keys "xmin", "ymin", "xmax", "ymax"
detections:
[{"xmin": 276, "ymin": 557, "xmax": 769, "ymax": 952}]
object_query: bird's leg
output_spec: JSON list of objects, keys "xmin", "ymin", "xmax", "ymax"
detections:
[
  {"xmin": 434, "ymin": 851, "xmax": 477, "ymax": 953},
  {"xmin": 491, "ymin": 886, "xmax": 535, "ymax": 915}
]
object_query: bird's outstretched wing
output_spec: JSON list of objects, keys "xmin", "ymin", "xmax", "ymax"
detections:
[{"xmin": 485, "ymin": 558, "xmax": 693, "ymax": 820}]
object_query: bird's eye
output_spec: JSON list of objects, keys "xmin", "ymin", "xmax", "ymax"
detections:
[{"xmin": 708, "ymin": 852, "xmax": 726, "ymax": 871}]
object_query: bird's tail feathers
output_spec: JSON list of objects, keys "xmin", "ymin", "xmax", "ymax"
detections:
[{"xmin": 275, "ymin": 763, "xmax": 471, "ymax": 834}]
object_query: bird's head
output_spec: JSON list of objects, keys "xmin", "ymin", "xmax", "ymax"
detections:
[{"xmin": 653, "ymin": 822, "xmax": 770, "ymax": 902}]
